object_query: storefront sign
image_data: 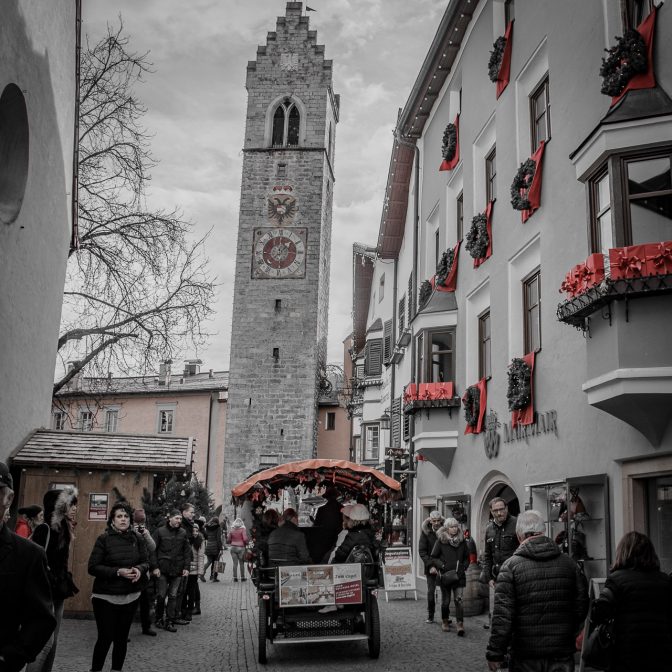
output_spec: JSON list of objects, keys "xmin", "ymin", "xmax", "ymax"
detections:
[
  {"xmin": 88, "ymin": 493, "xmax": 109, "ymax": 521},
  {"xmin": 279, "ymin": 563, "xmax": 362, "ymax": 607},
  {"xmin": 503, "ymin": 410, "xmax": 558, "ymax": 443},
  {"xmin": 382, "ymin": 546, "xmax": 416, "ymax": 592}
]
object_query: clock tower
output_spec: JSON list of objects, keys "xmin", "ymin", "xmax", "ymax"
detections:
[{"xmin": 223, "ymin": 2, "xmax": 338, "ymax": 503}]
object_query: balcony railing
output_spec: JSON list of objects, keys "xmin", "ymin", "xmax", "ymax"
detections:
[{"xmin": 402, "ymin": 382, "xmax": 460, "ymax": 414}]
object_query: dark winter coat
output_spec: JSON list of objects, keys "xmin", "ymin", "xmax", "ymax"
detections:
[
  {"xmin": 418, "ymin": 517, "xmax": 443, "ymax": 576},
  {"xmin": 267, "ymin": 520, "xmax": 311, "ymax": 566},
  {"xmin": 0, "ymin": 524, "xmax": 56, "ymax": 672},
  {"xmin": 204, "ymin": 521, "xmax": 223, "ymax": 557},
  {"xmin": 311, "ymin": 497, "xmax": 343, "ymax": 562},
  {"xmin": 592, "ymin": 568, "xmax": 672, "ymax": 672},
  {"xmin": 152, "ymin": 523, "xmax": 191, "ymax": 576},
  {"xmin": 333, "ymin": 524, "xmax": 378, "ymax": 564},
  {"xmin": 486, "ymin": 535, "xmax": 588, "ymax": 664},
  {"xmin": 88, "ymin": 526, "xmax": 150, "ymax": 595},
  {"xmin": 429, "ymin": 528, "xmax": 469, "ymax": 588},
  {"xmin": 483, "ymin": 513, "xmax": 519, "ymax": 582}
]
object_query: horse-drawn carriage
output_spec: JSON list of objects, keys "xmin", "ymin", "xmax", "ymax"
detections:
[{"xmin": 231, "ymin": 459, "xmax": 402, "ymax": 664}]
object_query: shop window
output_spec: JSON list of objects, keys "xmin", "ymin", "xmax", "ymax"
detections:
[
  {"xmin": 530, "ymin": 75, "xmax": 551, "ymax": 152},
  {"xmin": 478, "ymin": 309, "xmax": 492, "ymax": 380},
  {"xmin": 416, "ymin": 328, "xmax": 456, "ymax": 383},
  {"xmin": 523, "ymin": 270, "xmax": 541, "ymax": 354},
  {"xmin": 647, "ymin": 476, "xmax": 672, "ymax": 573}
]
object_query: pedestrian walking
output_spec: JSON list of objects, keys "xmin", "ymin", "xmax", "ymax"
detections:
[
  {"xmin": 0, "ymin": 461, "xmax": 56, "ymax": 672},
  {"xmin": 176, "ymin": 503, "xmax": 196, "ymax": 617},
  {"xmin": 203, "ymin": 517, "xmax": 224, "ymax": 581},
  {"xmin": 418, "ymin": 510, "xmax": 444, "ymax": 624},
  {"xmin": 152, "ymin": 510, "xmax": 191, "ymax": 632},
  {"xmin": 482, "ymin": 497, "xmax": 519, "ymax": 629},
  {"xmin": 27, "ymin": 486, "xmax": 79, "ymax": 672},
  {"xmin": 429, "ymin": 517, "xmax": 469, "ymax": 635},
  {"xmin": 227, "ymin": 517, "xmax": 250, "ymax": 581},
  {"xmin": 589, "ymin": 531, "xmax": 672, "ymax": 672},
  {"xmin": 87, "ymin": 501, "xmax": 150, "ymax": 672},
  {"xmin": 486, "ymin": 509, "xmax": 588, "ymax": 672},
  {"xmin": 183, "ymin": 523, "xmax": 205, "ymax": 619},
  {"xmin": 132, "ymin": 509, "xmax": 158, "ymax": 637}
]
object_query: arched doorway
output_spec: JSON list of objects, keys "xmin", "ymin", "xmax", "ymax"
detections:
[{"xmin": 474, "ymin": 477, "xmax": 521, "ymax": 552}]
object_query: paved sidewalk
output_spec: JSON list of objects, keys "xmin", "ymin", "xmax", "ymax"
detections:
[{"xmin": 56, "ymin": 577, "xmax": 493, "ymax": 671}]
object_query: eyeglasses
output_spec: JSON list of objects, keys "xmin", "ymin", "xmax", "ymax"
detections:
[{"xmin": 492, "ymin": 507, "xmax": 507, "ymax": 513}]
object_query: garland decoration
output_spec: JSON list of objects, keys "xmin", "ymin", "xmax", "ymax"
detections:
[
  {"xmin": 465, "ymin": 213, "xmax": 489, "ymax": 260},
  {"xmin": 488, "ymin": 36, "xmax": 507, "ymax": 83},
  {"xmin": 462, "ymin": 385, "xmax": 480, "ymax": 428},
  {"xmin": 600, "ymin": 29, "xmax": 648, "ymax": 97},
  {"xmin": 435, "ymin": 247, "xmax": 455, "ymax": 287},
  {"xmin": 510, "ymin": 158, "xmax": 537, "ymax": 211},
  {"xmin": 441, "ymin": 123, "xmax": 458, "ymax": 162},
  {"xmin": 507, "ymin": 358, "xmax": 532, "ymax": 411},
  {"xmin": 418, "ymin": 279, "xmax": 433, "ymax": 309}
]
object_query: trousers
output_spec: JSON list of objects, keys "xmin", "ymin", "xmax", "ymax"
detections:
[{"xmin": 91, "ymin": 597, "xmax": 138, "ymax": 672}]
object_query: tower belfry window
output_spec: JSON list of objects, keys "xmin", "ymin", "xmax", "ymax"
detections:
[{"xmin": 271, "ymin": 98, "xmax": 301, "ymax": 147}]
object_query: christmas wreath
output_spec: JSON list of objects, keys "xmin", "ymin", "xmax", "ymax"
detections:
[
  {"xmin": 435, "ymin": 247, "xmax": 455, "ymax": 287},
  {"xmin": 507, "ymin": 358, "xmax": 532, "ymax": 411},
  {"xmin": 418, "ymin": 279, "xmax": 433, "ymax": 309},
  {"xmin": 488, "ymin": 36, "xmax": 507, "ymax": 82},
  {"xmin": 465, "ymin": 213, "xmax": 489, "ymax": 260},
  {"xmin": 600, "ymin": 29, "xmax": 648, "ymax": 97},
  {"xmin": 510, "ymin": 158, "xmax": 537, "ymax": 211},
  {"xmin": 441, "ymin": 123, "xmax": 458, "ymax": 162},
  {"xmin": 462, "ymin": 385, "xmax": 480, "ymax": 427}
]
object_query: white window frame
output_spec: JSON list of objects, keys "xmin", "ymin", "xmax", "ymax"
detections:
[
  {"xmin": 157, "ymin": 407, "xmax": 175, "ymax": 434},
  {"xmin": 363, "ymin": 424, "xmax": 380, "ymax": 462},
  {"xmin": 104, "ymin": 408, "xmax": 119, "ymax": 433},
  {"xmin": 53, "ymin": 411, "xmax": 67, "ymax": 430},
  {"xmin": 79, "ymin": 410, "xmax": 94, "ymax": 432},
  {"xmin": 508, "ymin": 234, "xmax": 541, "ymax": 359}
]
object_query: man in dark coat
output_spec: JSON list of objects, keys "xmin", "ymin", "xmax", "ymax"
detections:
[
  {"xmin": 152, "ymin": 510, "xmax": 191, "ymax": 631},
  {"xmin": 0, "ymin": 462, "xmax": 56, "ymax": 672},
  {"xmin": 267, "ymin": 509, "xmax": 311, "ymax": 566},
  {"xmin": 309, "ymin": 486, "xmax": 342, "ymax": 562},
  {"xmin": 418, "ymin": 510, "xmax": 444, "ymax": 624},
  {"xmin": 486, "ymin": 510, "xmax": 588, "ymax": 672}
]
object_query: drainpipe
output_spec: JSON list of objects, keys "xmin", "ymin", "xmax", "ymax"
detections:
[{"xmin": 70, "ymin": 0, "xmax": 82, "ymax": 253}]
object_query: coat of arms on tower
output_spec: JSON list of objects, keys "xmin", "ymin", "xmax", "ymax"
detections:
[{"xmin": 267, "ymin": 186, "xmax": 297, "ymax": 225}]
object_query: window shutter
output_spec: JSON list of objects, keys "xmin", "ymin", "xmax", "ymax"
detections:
[
  {"xmin": 391, "ymin": 396, "xmax": 401, "ymax": 448},
  {"xmin": 383, "ymin": 320, "xmax": 393, "ymax": 362},
  {"xmin": 364, "ymin": 339, "xmax": 383, "ymax": 377},
  {"xmin": 408, "ymin": 273, "xmax": 415, "ymax": 320},
  {"xmin": 398, "ymin": 296, "xmax": 406, "ymax": 334},
  {"xmin": 403, "ymin": 410, "xmax": 411, "ymax": 442}
]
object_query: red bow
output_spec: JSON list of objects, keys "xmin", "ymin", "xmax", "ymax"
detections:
[{"xmin": 650, "ymin": 243, "xmax": 672, "ymax": 269}]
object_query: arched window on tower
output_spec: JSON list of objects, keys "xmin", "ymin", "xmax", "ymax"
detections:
[{"xmin": 270, "ymin": 98, "xmax": 301, "ymax": 147}]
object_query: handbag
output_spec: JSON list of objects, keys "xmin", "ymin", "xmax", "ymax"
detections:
[
  {"xmin": 582, "ymin": 619, "xmax": 615, "ymax": 670},
  {"xmin": 440, "ymin": 560, "xmax": 460, "ymax": 589},
  {"xmin": 213, "ymin": 552, "xmax": 227, "ymax": 574}
]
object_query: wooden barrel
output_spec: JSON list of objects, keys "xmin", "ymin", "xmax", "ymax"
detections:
[{"xmin": 462, "ymin": 563, "xmax": 487, "ymax": 616}]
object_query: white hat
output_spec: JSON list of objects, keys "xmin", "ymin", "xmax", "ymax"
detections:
[
  {"xmin": 340, "ymin": 504, "xmax": 354, "ymax": 518},
  {"xmin": 348, "ymin": 504, "xmax": 370, "ymax": 522}
]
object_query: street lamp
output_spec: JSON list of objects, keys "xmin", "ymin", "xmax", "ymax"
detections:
[{"xmin": 378, "ymin": 409, "xmax": 390, "ymax": 430}]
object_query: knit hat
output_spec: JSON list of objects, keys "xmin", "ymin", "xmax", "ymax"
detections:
[
  {"xmin": 133, "ymin": 509, "xmax": 146, "ymax": 524},
  {"xmin": 0, "ymin": 462, "xmax": 13, "ymax": 489},
  {"xmin": 18, "ymin": 505, "xmax": 42, "ymax": 518},
  {"xmin": 348, "ymin": 504, "xmax": 370, "ymax": 522}
]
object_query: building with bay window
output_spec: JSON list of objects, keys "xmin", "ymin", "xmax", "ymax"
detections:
[{"xmin": 351, "ymin": 0, "xmax": 672, "ymax": 585}]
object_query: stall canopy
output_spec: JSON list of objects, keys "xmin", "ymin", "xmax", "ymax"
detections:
[{"xmin": 231, "ymin": 459, "xmax": 402, "ymax": 504}]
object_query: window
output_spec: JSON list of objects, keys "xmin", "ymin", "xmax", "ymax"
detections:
[
  {"xmin": 383, "ymin": 319, "xmax": 393, "ymax": 362},
  {"xmin": 326, "ymin": 412, "xmax": 336, "ymax": 431},
  {"xmin": 104, "ymin": 409, "xmax": 118, "ymax": 433},
  {"xmin": 271, "ymin": 98, "xmax": 301, "ymax": 147},
  {"xmin": 276, "ymin": 162, "xmax": 287, "ymax": 178},
  {"xmin": 456, "ymin": 191, "xmax": 464, "ymax": 241},
  {"xmin": 364, "ymin": 338, "xmax": 383, "ymax": 377},
  {"xmin": 622, "ymin": 0, "xmax": 653, "ymax": 29},
  {"xmin": 353, "ymin": 435, "xmax": 362, "ymax": 463},
  {"xmin": 416, "ymin": 328, "xmax": 456, "ymax": 383},
  {"xmin": 523, "ymin": 270, "xmax": 541, "ymax": 354},
  {"xmin": 435, "ymin": 228, "xmax": 440, "ymax": 267},
  {"xmin": 486, "ymin": 146, "xmax": 497, "ymax": 202},
  {"xmin": 158, "ymin": 409, "xmax": 174, "ymax": 434},
  {"xmin": 364, "ymin": 425, "xmax": 380, "ymax": 462},
  {"xmin": 479, "ymin": 310, "xmax": 492, "ymax": 380},
  {"xmin": 505, "ymin": 0, "xmax": 515, "ymax": 24},
  {"xmin": 379, "ymin": 274, "xmax": 385, "ymax": 302},
  {"xmin": 408, "ymin": 272, "xmax": 415, "ymax": 319},
  {"xmin": 530, "ymin": 76, "xmax": 551, "ymax": 151},
  {"xmin": 79, "ymin": 410, "xmax": 94, "ymax": 432},
  {"xmin": 52, "ymin": 411, "xmax": 67, "ymax": 430},
  {"xmin": 588, "ymin": 147, "xmax": 672, "ymax": 250}
]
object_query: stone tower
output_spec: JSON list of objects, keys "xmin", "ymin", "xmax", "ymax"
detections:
[{"xmin": 223, "ymin": 2, "xmax": 338, "ymax": 503}]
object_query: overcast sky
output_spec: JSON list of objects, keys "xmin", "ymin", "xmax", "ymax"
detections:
[{"xmin": 82, "ymin": 0, "xmax": 445, "ymax": 370}]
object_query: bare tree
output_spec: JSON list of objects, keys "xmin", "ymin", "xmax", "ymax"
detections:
[{"xmin": 55, "ymin": 21, "xmax": 215, "ymax": 393}]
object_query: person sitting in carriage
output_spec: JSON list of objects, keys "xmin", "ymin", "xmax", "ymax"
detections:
[
  {"xmin": 330, "ymin": 504, "xmax": 379, "ymax": 565},
  {"xmin": 266, "ymin": 508, "xmax": 312, "ymax": 567}
]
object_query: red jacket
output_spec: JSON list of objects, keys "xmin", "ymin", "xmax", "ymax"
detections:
[{"xmin": 14, "ymin": 519, "xmax": 31, "ymax": 539}]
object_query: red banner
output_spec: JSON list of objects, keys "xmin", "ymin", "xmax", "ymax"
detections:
[
  {"xmin": 439, "ymin": 114, "xmax": 460, "ymax": 172},
  {"xmin": 511, "ymin": 352, "xmax": 535, "ymax": 429},
  {"xmin": 463, "ymin": 378, "xmax": 488, "ymax": 435},
  {"xmin": 521, "ymin": 141, "xmax": 546, "ymax": 223},
  {"xmin": 496, "ymin": 21, "xmax": 514, "ymax": 99},
  {"xmin": 474, "ymin": 201, "xmax": 494, "ymax": 268}
]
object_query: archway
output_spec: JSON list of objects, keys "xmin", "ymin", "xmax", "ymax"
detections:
[{"xmin": 473, "ymin": 472, "xmax": 521, "ymax": 552}]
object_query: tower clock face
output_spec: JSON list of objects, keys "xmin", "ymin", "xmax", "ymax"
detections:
[{"xmin": 252, "ymin": 227, "xmax": 307, "ymax": 279}]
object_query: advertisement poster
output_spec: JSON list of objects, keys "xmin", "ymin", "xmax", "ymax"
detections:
[
  {"xmin": 279, "ymin": 563, "xmax": 362, "ymax": 607},
  {"xmin": 382, "ymin": 546, "xmax": 416, "ymax": 592},
  {"xmin": 88, "ymin": 493, "xmax": 109, "ymax": 521}
]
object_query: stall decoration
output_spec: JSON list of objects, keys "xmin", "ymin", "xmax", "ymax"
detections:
[
  {"xmin": 466, "ymin": 201, "xmax": 494, "ymax": 268},
  {"xmin": 508, "ymin": 353, "xmax": 535, "ymax": 429},
  {"xmin": 462, "ymin": 378, "xmax": 487, "ymax": 435},
  {"xmin": 510, "ymin": 141, "xmax": 546, "ymax": 222},
  {"xmin": 439, "ymin": 115, "xmax": 460, "ymax": 172},
  {"xmin": 488, "ymin": 22, "xmax": 514, "ymax": 98}
]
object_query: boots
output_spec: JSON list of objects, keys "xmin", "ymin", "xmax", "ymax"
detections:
[
  {"xmin": 192, "ymin": 601, "xmax": 201, "ymax": 616},
  {"xmin": 457, "ymin": 622, "xmax": 465, "ymax": 636},
  {"xmin": 455, "ymin": 602, "xmax": 465, "ymax": 636},
  {"xmin": 441, "ymin": 618, "xmax": 451, "ymax": 632}
]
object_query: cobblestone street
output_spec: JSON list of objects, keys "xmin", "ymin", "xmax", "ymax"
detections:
[{"xmin": 56, "ymin": 572, "xmax": 493, "ymax": 672}]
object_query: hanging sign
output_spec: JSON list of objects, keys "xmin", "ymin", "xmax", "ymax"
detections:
[{"xmin": 88, "ymin": 493, "xmax": 109, "ymax": 521}]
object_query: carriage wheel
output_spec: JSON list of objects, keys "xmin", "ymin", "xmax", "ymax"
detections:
[
  {"xmin": 367, "ymin": 593, "xmax": 381, "ymax": 659},
  {"xmin": 258, "ymin": 597, "xmax": 268, "ymax": 664}
]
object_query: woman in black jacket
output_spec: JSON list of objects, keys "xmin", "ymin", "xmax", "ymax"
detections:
[
  {"xmin": 203, "ymin": 517, "xmax": 224, "ymax": 581},
  {"xmin": 592, "ymin": 531, "xmax": 672, "ymax": 672},
  {"xmin": 88, "ymin": 501, "xmax": 149, "ymax": 672},
  {"xmin": 429, "ymin": 518, "xmax": 469, "ymax": 635}
]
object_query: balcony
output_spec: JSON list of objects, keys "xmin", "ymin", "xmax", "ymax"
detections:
[
  {"xmin": 557, "ymin": 243, "xmax": 672, "ymax": 445},
  {"xmin": 402, "ymin": 382, "xmax": 461, "ymax": 415}
]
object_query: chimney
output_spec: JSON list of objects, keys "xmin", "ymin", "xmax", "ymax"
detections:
[
  {"xmin": 183, "ymin": 358, "xmax": 203, "ymax": 377},
  {"xmin": 67, "ymin": 361, "xmax": 82, "ymax": 391},
  {"xmin": 158, "ymin": 359, "xmax": 172, "ymax": 386}
]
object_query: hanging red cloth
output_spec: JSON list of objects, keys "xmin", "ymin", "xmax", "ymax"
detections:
[
  {"xmin": 439, "ymin": 114, "xmax": 460, "ymax": 172},
  {"xmin": 473, "ymin": 201, "xmax": 494, "ymax": 269},
  {"xmin": 611, "ymin": 6, "xmax": 657, "ymax": 107},
  {"xmin": 511, "ymin": 352, "xmax": 535, "ymax": 429},
  {"xmin": 463, "ymin": 378, "xmax": 488, "ymax": 435},
  {"xmin": 521, "ymin": 140, "xmax": 546, "ymax": 223},
  {"xmin": 431, "ymin": 240, "xmax": 461, "ymax": 293},
  {"xmin": 496, "ymin": 21, "xmax": 514, "ymax": 99}
]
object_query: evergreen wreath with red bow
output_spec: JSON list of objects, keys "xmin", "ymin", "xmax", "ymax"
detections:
[
  {"xmin": 600, "ymin": 29, "xmax": 647, "ymax": 97},
  {"xmin": 441, "ymin": 123, "xmax": 458, "ymax": 162},
  {"xmin": 507, "ymin": 358, "xmax": 532, "ymax": 411},
  {"xmin": 510, "ymin": 158, "xmax": 537, "ymax": 211},
  {"xmin": 462, "ymin": 385, "xmax": 481, "ymax": 428},
  {"xmin": 465, "ymin": 213, "xmax": 489, "ymax": 260},
  {"xmin": 488, "ymin": 35, "xmax": 507, "ymax": 82}
]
